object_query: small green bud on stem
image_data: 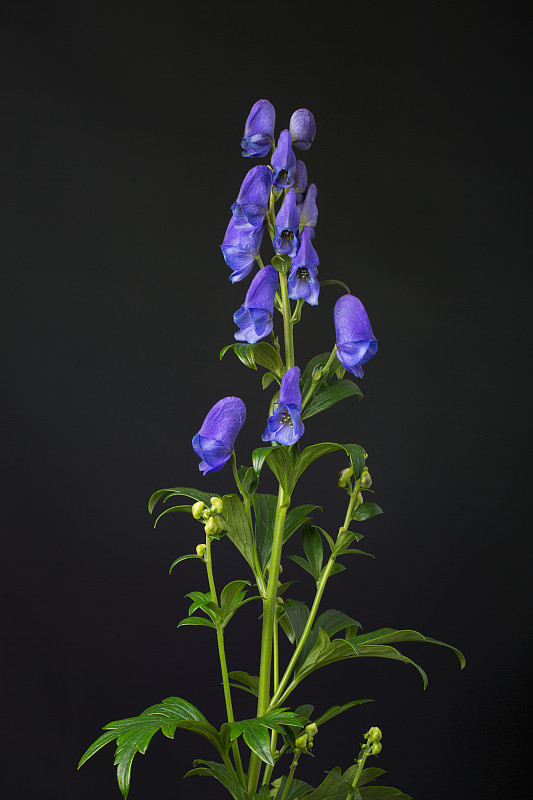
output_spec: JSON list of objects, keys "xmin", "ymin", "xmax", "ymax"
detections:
[
  {"xmin": 196, "ymin": 543, "xmax": 207, "ymax": 558},
  {"xmin": 338, "ymin": 467, "xmax": 354, "ymax": 488},
  {"xmin": 210, "ymin": 496, "xmax": 224, "ymax": 513},
  {"xmin": 361, "ymin": 468, "xmax": 372, "ymax": 489},
  {"xmin": 192, "ymin": 501, "xmax": 205, "ymax": 519},
  {"xmin": 205, "ymin": 516, "xmax": 217, "ymax": 536},
  {"xmin": 305, "ymin": 723, "xmax": 318, "ymax": 737},
  {"xmin": 295, "ymin": 734, "xmax": 308, "ymax": 751}
]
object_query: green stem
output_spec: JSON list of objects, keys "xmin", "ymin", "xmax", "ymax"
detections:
[
  {"xmin": 269, "ymin": 556, "xmax": 336, "ymax": 708},
  {"xmin": 280, "ymin": 757, "xmax": 299, "ymax": 800},
  {"xmin": 345, "ymin": 746, "xmax": 371, "ymax": 800},
  {"xmin": 247, "ymin": 484, "xmax": 290, "ymax": 794},
  {"xmin": 232, "ymin": 451, "xmax": 267, "ymax": 598},
  {"xmin": 205, "ymin": 536, "xmax": 246, "ymax": 789},
  {"xmin": 279, "ymin": 273, "xmax": 294, "ymax": 368},
  {"xmin": 301, "ymin": 344, "xmax": 337, "ymax": 410}
]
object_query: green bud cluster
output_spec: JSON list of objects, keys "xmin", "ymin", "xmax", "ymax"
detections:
[
  {"xmin": 191, "ymin": 497, "xmax": 225, "ymax": 537},
  {"xmin": 295, "ymin": 722, "xmax": 318, "ymax": 753},
  {"xmin": 338, "ymin": 467, "xmax": 354, "ymax": 488},
  {"xmin": 361, "ymin": 726, "xmax": 383, "ymax": 757}
]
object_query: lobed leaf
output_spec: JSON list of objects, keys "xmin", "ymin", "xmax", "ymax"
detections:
[
  {"xmin": 148, "ymin": 487, "xmax": 216, "ymax": 516},
  {"xmin": 301, "ymin": 379, "xmax": 362, "ymax": 420}
]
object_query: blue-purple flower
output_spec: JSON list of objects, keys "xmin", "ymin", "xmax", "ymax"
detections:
[
  {"xmin": 192, "ymin": 397, "xmax": 246, "ymax": 474},
  {"xmin": 289, "ymin": 108, "xmax": 316, "ymax": 150},
  {"xmin": 287, "ymin": 227, "xmax": 320, "ymax": 305},
  {"xmin": 233, "ymin": 264, "xmax": 279, "ymax": 343},
  {"xmin": 221, "ymin": 216, "xmax": 264, "ymax": 283},
  {"xmin": 334, "ymin": 295, "xmax": 378, "ymax": 378},
  {"xmin": 262, "ymin": 366, "xmax": 304, "ymax": 446},
  {"xmin": 298, "ymin": 183, "xmax": 318, "ymax": 237},
  {"xmin": 293, "ymin": 160, "xmax": 308, "ymax": 203},
  {"xmin": 241, "ymin": 99, "xmax": 276, "ymax": 158},
  {"xmin": 231, "ymin": 166, "xmax": 272, "ymax": 229},
  {"xmin": 272, "ymin": 189, "xmax": 300, "ymax": 257},
  {"xmin": 270, "ymin": 129, "xmax": 297, "ymax": 191}
]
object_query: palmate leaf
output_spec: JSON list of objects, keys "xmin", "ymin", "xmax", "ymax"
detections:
[
  {"xmin": 227, "ymin": 670, "xmax": 260, "ymax": 697},
  {"xmin": 313, "ymin": 699, "xmax": 374, "ymax": 727},
  {"xmin": 227, "ymin": 710, "xmax": 304, "ymax": 765},
  {"xmin": 220, "ymin": 493, "xmax": 256, "ymax": 570},
  {"xmin": 220, "ymin": 342, "xmax": 284, "ymax": 377},
  {"xmin": 293, "ymin": 443, "xmax": 367, "ymax": 487},
  {"xmin": 184, "ymin": 758, "xmax": 249, "ymax": 800},
  {"xmin": 272, "ymin": 776, "xmax": 315, "ymax": 800},
  {"xmin": 78, "ymin": 697, "xmax": 221, "ymax": 799},
  {"xmin": 349, "ymin": 628, "xmax": 466, "ymax": 670}
]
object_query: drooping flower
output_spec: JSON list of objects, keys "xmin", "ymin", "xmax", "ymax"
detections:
[
  {"xmin": 231, "ymin": 165, "xmax": 272, "ymax": 229},
  {"xmin": 272, "ymin": 189, "xmax": 300, "ymax": 257},
  {"xmin": 298, "ymin": 183, "xmax": 318, "ymax": 237},
  {"xmin": 293, "ymin": 160, "xmax": 308, "ymax": 203},
  {"xmin": 262, "ymin": 366, "xmax": 304, "ymax": 446},
  {"xmin": 192, "ymin": 397, "xmax": 246, "ymax": 474},
  {"xmin": 289, "ymin": 108, "xmax": 316, "ymax": 150},
  {"xmin": 221, "ymin": 216, "xmax": 264, "ymax": 283},
  {"xmin": 270, "ymin": 129, "xmax": 297, "ymax": 191},
  {"xmin": 287, "ymin": 227, "xmax": 320, "ymax": 305},
  {"xmin": 241, "ymin": 99, "xmax": 276, "ymax": 158},
  {"xmin": 334, "ymin": 295, "xmax": 378, "ymax": 378},
  {"xmin": 233, "ymin": 264, "xmax": 279, "ymax": 343}
]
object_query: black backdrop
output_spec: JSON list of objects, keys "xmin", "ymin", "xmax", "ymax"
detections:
[{"xmin": 3, "ymin": 3, "xmax": 532, "ymax": 798}]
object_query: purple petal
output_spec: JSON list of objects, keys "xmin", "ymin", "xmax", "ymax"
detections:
[
  {"xmin": 271, "ymin": 129, "xmax": 297, "ymax": 190},
  {"xmin": 231, "ymin": 166, "xmax": 272, "ymax": 228},
  {"xmin": 192, "ymin": 397, "xmax": 246, "ymax": 473},
  {"xmin": 278, "ymin": 366, "xmax": 302, "ymax": 409},
  {"xmin": 289, "ymin": 108, "xmax": 316, "ymax": 150},
  {"xmin": 298, "ymin": 183, "xmax": 318, "ymax": 232},
  {"xmin": 241, "ymin": 99, "xmax": 275, "ymax": 157},
  {"xmin": 244, "ymin": 264, "xmax": 279, "ymax": 310}
]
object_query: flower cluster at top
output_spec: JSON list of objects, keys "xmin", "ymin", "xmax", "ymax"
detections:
[{"xmin": 193, "ymin": 99, "xmax": 378, "ymax": 473}]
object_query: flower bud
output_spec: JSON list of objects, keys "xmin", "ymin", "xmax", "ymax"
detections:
[
  {"xmin": 210, "ymin": 497, "xmax": 224, "ymax": 513},
  {"xmin": 371, "ymin": 742, "xmax": 382, "ymax": 755},
  {"xmin": 295, "ymin": 734, "xmax": 308, "ymax": 751},
  {"xmin": 192, "ymin": 501, "xmax": 205, "ymax": 519},
  {"xmin": 369, "ymin": 726, "xmax": 382, "ymax": 742},
  {"xmin": 205, "ymin": 516, "xmax": 217, "ymax": 536},
  {"xmin": 356, "ymin": 492, "xmax": 363, "ymax": 505},
  {"xmin": 196, "ymin": 543, "xmax": 207, "ymax": 558},
  {"xmin": 361, "ymin": 469, "xmax": 372, "ymax": 489},
  {"xmin": 338, "ymin": 467, "xmax": 353, "ymax": 487},
  {"xmin": 305, "ymin": 723, "xmax": 318, "ymax": 737}
]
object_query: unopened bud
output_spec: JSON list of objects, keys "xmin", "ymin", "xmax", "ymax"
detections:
[
  {"xmin": 196, "ymin": 543, "xmax": 207, "ymax": 558},
  {"xmin": 211, "ymin": 496, "xmax": 223, "ymax": 513},
  {"xmin": 205, "ymin": 516, "xmax": 217, "ymax": 536},
  {"xmin": 361, "ymin": 469, "xmax": 372, "ymax": 489},
  {"xmin": 192, "ymin": 501, "xmax": 205, "ymax": 519},
  {"xmin": 338, "ymin": 467, "xmax": 354, "ymax": 488},
  {"xmin": 371, "ymin": 742, "xmax": 382, "ymax": 755},
  {"xmin": 305, "ymin": 723, "xmax": 318, "ymax": 737},
  {"xmin": 295, "ymin": 734, "xmax": 308, "ymax": 751},
  {"xmin": 356, "ymin": 492, "xmax": 363, "ymax": 505},
  {"xmin": 369, "ymin": 726, "xmax": 382, "ymax": 742}
]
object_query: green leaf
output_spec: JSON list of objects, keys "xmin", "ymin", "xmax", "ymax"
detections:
[
  {"xmin": 168, "ymin": 554, "xmax": 201, "ymax": 574},
  {"xmin": 252, "ymin": 493, "xmax": 279, "ymax": 571},
  {"xmin": 220, "ymin": 494, "xmax": 256, "ymax": 570},
  {"xmin": 177, "ymin": 616, "xmax": 216, "ymax": 629},
  {"xmin": 287, "ymin": 554, "xmax": 318, "ymax": 580},
  {"xmin": 241, "ymin": 466, "xmax": 259, "ymax": 497},
  {"xmin": 359, "ymin": 788, "xmax": 412, "ymax": 799},
  {"xmin": 350, "ymin": 628, "xmax": 466, "ymax": 670},
  {"xmin": 227, "ymin": 671, "xmax": 260, "ymax": 697},
  {"xmin": 313, "ymin": 699, "xmax": 373, "ymax": 727},
  {"xmin": 263, "ymin": 447, "xmax": 295, "ymax": 495},
  {"xmin": 295, "ymin": 610, "xmax": 361, "ymax": 669},
  {"xmin": 295, "ymin": 629, "xmax": 359, "ymax": 682},
  {"xmin": 262, "ymin": 371, "xmax": 279, "ymax": 390},
  {"xmin": 353, "ymin": 503, "xmax": 383, "ymax": 522},
  {"xmin": 301, "ymin": 767, "xmax": 350, "ymax": 800},
  {"xmin": 284, "ymin": 505, "xmax": 322, "ymax": 543},
  {"xmin": 184, "ymin": 759, "xmax": 241, "ymax": 799},
  {"xmin": 355, "ymin": 768, "xmax": 386, "ymax": 788},
  {"xmin": 293, "ymin": 442, "xmax": 343, "ymax": 484},
  {"xmin": 252, "ymin": 445, "xmax": 281, "ymax": 476},
  {"xmin": 301, "ymin": 380, "xmax": 362, "ymax": 420},
  {"xmin": 148, "ymin": 487, "xmax": 216, "ymax": 515},
  {"xmin": 272, "ymin": 776, "xmax": 315, "ymax": 800},
  {"xmin": 301, "ymin": 353, "xmax": 337, "ymax": 398},
  {"xmin": 78, "ymin": 698, "xmax": 215, "ymax": 799},
  {"xmin": 220, "ymin": 580, "xmax": 251, "ymax": 626},
  {"xmin": 351, "ymin": 644, "xmax": 429, "ymax": 688},
  {"xmin": 302, "ymin": 524, "xmax": 324, "ymax": 581},
  {"xmin": 252, "ymin": 342, "xmax": 285, "ymax": 376},
  {"xmin": 220, "ymin": 342, "xmax": 258, "ymax": 369},
  {"xmin": 153, "ymin": 504, "xmax": 192, "ymax": 528},
  {"xmin": 281, "ymin": 599, "xmax": 310, "ymax": 644},
  {"xmin": 341, "ymin": 444, "xmax": 367, "ymax": 480}
]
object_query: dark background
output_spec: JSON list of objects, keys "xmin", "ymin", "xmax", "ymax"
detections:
[{"xmin": 3, "ymin": 2, "xmax": 532, "ymax": 798}]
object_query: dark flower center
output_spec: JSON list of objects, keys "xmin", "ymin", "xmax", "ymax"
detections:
[
  {"xmin": 278, "ymin": 169, "xmax": 288, "ymax": 182},
  {"xmin": 279, "ymin": 411, "xmax": 293, "ymax": 427},
  {"xmin": 296, "ymin": 267, "xmax": 310, "ymax": 281},
  {"xmin": 281, "ymin": 229, "xmax": 294, "ymax": 241}
]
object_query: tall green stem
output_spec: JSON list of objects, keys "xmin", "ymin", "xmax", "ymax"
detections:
[
  {"xmin": 279, "ymin": 274, "xmax": 294, "ymax": 369},
  {"xmin": 204, "ymin": 536, "xmax": 246, "ymax": 789},
  {"xmin": 247, "ymin": 484, "xmax": 290, "ymax": 794}
]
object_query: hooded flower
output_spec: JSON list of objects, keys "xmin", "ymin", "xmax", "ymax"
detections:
[
  {"xmin": 293, "ymin": 160, "xmax": 308, "ymax": 203},
  {"xmin": 221, "ymin": 216, "xmax": 264, "ymax": 283},
  {"xmin": 289, "ymin": 108, "xmax": 316, "ymax": 150},
  {"xmin": 298, "ymin": 183, "xmax": 318, "ymax": 237},
  {"xmin": 241, "ymin": 99, "xmax": 276, "ymax": 158},
  {"xmin": 334, "ymin": 295, "xmax": 378, "ymax": 378},
  {"xmin": 287, "ymin": 227, "xmax": 320, "ymax": 305},
  {"xmin": 272, "ymin": 189, "xmax": 300, "ymax": 257},
  {"xmin": 192, "ymin": 397, "xmax": 246, "ymax": 474},
  {"xmin": 231, "ymin": 165, "xmax": 272, "ymax": 229},
  {"xmin": 270, "ymin": 129, "xmax": 297, "ymax": 190},
  {"xmin": 262, "ymin": 366, "xmax": 304, "ymax": 446},
  {"xmin": 233, "ymin": 264, "xmax": 279, "ymax": 343}
]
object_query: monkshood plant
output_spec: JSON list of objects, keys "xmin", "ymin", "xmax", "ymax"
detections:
[{"xmin": 79, "ymin": 99, "xmax": 465, "ymax": 800}]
